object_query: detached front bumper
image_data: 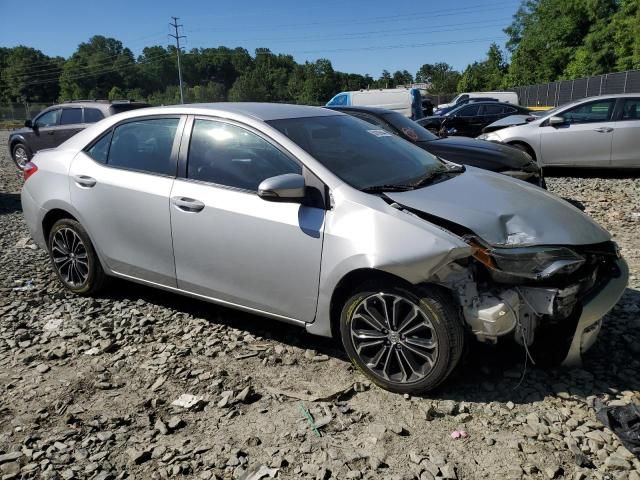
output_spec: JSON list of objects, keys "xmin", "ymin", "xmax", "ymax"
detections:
[{"xmin": 562, "ymin": 257, "xmax": 629, "ymax": 366}]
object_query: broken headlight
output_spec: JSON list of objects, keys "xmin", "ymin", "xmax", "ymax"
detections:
[{"xmin": 472, "ymin": 244, "xmax": 585, "ymax": 280}]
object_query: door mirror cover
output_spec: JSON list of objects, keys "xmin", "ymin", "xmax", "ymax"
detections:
[
  {"xmin": 258, "ymin": 173, "xmax": 306, "ymax": 202},
  {"xmin": 24, "ymin": 119, "xmax": 33, "ymax": 128},
  {"xmin": 548, "ymin": 115, "xmax": 565, "ymax": 126}
]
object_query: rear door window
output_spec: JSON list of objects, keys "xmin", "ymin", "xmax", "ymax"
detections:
[
  {"xmin": 86, "ymin": 131, "xmax": 113, "ymax": 164},
  {"xmin": 620, "ymin": 98, "xmax": 640, "ymax": 121},
  {"xmin": 482, "ymin": 104, "xmax": 505, "ymax": 115},
  {"xmin": 457, "ymin": 104, "xmax": 480, "ymax": 116},
  {"xmin": 107, "ymin": 118, "xmax": 180, "ymax": 176},
  {"xmin": 84, "ymin": 108, "xmax": 105, "ymax": 123},
  {"xmin": 60, "ymin": 108, "xmax": 83, "ymax": 125}
]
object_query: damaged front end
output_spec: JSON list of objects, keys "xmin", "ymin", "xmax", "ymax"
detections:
[{"xmin": 433, "ymin": 238, "xmax": 628, "ymax": 366}]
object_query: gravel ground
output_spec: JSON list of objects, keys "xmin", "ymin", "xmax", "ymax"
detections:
[{"xmin": 1, "ymin": 130, "xmax": 639, "ymax": 480}]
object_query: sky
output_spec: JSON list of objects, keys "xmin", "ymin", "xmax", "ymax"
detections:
[{"xmin": 0, "ymin": 0, "xmax": 520, "ymax": 77}]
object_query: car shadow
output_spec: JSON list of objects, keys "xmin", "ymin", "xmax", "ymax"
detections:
[
  {"xmin": 101, "ymin": 279, "xmax": 347, "ymax": 360},
  {"xmin": 101, "ymin": 279, "xmax": 640, "ymax": 404},
  {"xmin": 0, "ymin": 192, "xmax": 22, "ymax": 215}
]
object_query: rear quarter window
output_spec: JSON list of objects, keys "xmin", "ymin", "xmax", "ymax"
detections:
[{"xmin": 84, "ymin": 108, "xmax": 105, "ymax": 123}]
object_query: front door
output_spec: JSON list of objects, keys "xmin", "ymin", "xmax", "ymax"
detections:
[
  {"xmin": 170, "ymin": 118, "xmax": 325, "ymax": 322},
  {"xmin": 539, "ymin": 98, "xmax": 616, "ymax": 166},
  {"xmin": 69, "ymin": 116, "xmax": 183, "ymax": 286},
  {"xmin": 29, "ymin": 108, "xmax": 62, "ymax": 152}
]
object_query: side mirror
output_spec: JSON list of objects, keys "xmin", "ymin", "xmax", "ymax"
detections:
[
  {"xmin": 24, "ymin": 119, "xmax": 33, "ymax": 128},
  {"xmin": 548, "ymin": 115, "xmax": 565, "ymax": 127},
  {"xmin": 258, "ymin": 173, "xmax": 306, "ymax": 202}
]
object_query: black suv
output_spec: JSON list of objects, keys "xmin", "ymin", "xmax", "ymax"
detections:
[{"xmin": 8, "ymin": 100, "xmax": 149, "ymax": 169}]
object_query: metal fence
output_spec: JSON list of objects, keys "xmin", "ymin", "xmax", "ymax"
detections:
[
  {"xmin": 0, "ymin": 103, "xmax": 52, "ymax": 122},
  {"xmin": 514, "ymin": 70, "xmax": 640, "ymax": 107}
]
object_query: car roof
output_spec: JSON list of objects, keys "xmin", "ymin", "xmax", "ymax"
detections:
[
  {"xmin": 325, "ymin": 105, "xmax": 396, "ymax": 116},
  {"xmin": 44, "ymin": 100, "xmax": 149, "ymax": 111},
  {"xmin": 161, "ymin": 102, "xmax": 344, "ymax": 121}
]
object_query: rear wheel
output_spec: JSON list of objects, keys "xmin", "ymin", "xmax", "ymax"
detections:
[
  {"xmin": 11, "ymin": 143, "xmax": 30, "ymax": 170},
  {"xmin": 340, "ymin": 283, "xmax": 464, "ymax": 394},
  {"xmin": 47, "ymin": 219, "xmax": 106, "ymax": 295}
]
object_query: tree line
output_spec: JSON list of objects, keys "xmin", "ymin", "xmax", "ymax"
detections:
[{"xmin": 1, "ymin": 0, "xmax": 638, "ymax": 108}]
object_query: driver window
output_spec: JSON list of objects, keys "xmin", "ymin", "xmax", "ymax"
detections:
[
  {"xmin": 187, "ymin": 120, "xmax": 301, "ymax": 191},
  {"xmin": 561, "ymin": 100, "xmax": 615, "ymax": 124},
  {"xmin": 35, "ymin": 109, "xmax": 61, "ymax": 128}
]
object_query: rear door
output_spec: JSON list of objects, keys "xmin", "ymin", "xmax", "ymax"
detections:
[
  {"xmin": 447, "ymin": 104, "xmax": 481, "ymax": 136},
  {"xmin": 57, "ymin": 107, "xmax": 85, "ymax": 144},
  {"xmin": 539, "ymin": 98, "xmax": 616, "ymax": 166},
  {"xmin": 170, "ymin": 117, "xmax": 325, "ymax": 321},
  {"xmin": 29, "ymin": 108, "xmax": 61, "ymax": 151},
  {"xmin": 69, "ymin": 115, "xmax": 184, "ymax": 286},
  {"xmin": 611, "ymin": 97, "xmax": 640, "ymax": 167},
  {"xmin": 478, "ymin": 104, "xmax": 507, "ymax": 136}
]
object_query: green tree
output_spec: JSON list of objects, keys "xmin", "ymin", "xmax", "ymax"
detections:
[
  {"xmin": 458, "ymin": 43, "xmax": 508, "ymax": 91},
  {"xmin": 610, "ymin": 0, "xmax": 640, "ymax": 71},
  {"xmin": 0, "ymin": 46, "xmax": 62, "ymax": 103},
  {"xmin": 415, "ymin": 63, "xmax": 460, "ymax": 95},
  {"xmin": 392, "ymin": 70, "xmax": 414, "ymax": 87},
  {"xmin": 503, "ymin": 0, "xmax": 617, "ymax": 85},
  {"xmin": 59, "ymin": 35, "xmax": 136, "ymax": 100},
  {"xmin": 108, "ymin": 86, "xmax": 125, "ymax": 100}
]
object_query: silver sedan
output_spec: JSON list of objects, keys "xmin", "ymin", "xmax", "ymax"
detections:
[
  {"xmin": 21, "ymin": 103, "xmax": 628, "ymax": 393},
  {"xmin": 478, "ymin": 94, "xmax": 640, "ymax": 168}
]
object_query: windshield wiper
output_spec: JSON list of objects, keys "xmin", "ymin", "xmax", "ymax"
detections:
[
  {"xmin": 360, "ymin": 184, "xmax": 415, "ymax": 193},
  {"xmin": 410, "ymin": 165, "xmax": 465, "ymax": 188}
]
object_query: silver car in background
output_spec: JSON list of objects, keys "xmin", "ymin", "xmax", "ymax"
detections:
[
  {"xmin": 21, "ymin": 103, "xmax": 628, "ymax": 393},
  {"xmin": 479, "ymin": 94, "xmax": 640, "ymax": 168}
]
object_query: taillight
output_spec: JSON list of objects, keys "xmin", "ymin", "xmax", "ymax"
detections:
[{"xmin": 23, "ymin": 162, "xmax": 38, "ymax": 181}]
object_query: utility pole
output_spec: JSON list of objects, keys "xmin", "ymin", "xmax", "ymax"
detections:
[{"xmin": 169, "ymin": 16, "xmax": 186, "ymax": 104}]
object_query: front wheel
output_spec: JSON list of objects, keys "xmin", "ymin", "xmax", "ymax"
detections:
[
  {"xmin": 11, "ymin": 143, "xmax": 31, "ymax": 170},
  {"xmin": 47, "ymin": 219, "xmax": 106, "ymax": 295},
  {"xmin": 340, "ymin": 283, "xmax": 464, "ymax": 394}
]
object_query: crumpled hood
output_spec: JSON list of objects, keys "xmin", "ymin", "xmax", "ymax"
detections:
[
  {"xmin": 386, "ymin": 167, "xmax": 610, "ymax": 247},
  {"xmin": 422, "ymin": 137, "xmax": 535, "ymax": 171},
  {"xmin": 483, "ymin": 114, "xmax": 532, "ymax": 132}
]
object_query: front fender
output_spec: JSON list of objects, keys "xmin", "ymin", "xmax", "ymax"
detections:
[{"xmin": 307, "ymin": 193, "xmax": 471, "ymax": 337}]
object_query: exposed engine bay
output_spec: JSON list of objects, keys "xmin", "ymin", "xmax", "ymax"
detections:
[{"xmin": 433, "ymin": 239, "xmax": 622, "ymax": 358}]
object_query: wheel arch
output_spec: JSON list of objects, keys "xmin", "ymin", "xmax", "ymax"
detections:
[
  {"xmin": 9, "ymin": 135, "xmax": 30, "ymax": 152},
  {"xmin": 328, "ymin": 268, "xmax": 421, "ymax": 342},
  {"xmin": 507, "ymin": 140, "xmax": 537, "ymax": 161},
  {"xmin": 42, "ymin": 208, "xmax": 79, "ymax": 243}
]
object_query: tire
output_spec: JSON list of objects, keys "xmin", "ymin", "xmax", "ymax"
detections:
[
  {"xmin": 340, "ymin": 282, "xmax": 464, "ymax": 394},
  {"xmin": 11, "ymin": 143, "xmax": 31, "ymax": 170},
  {"xmin": 47, "ymin": 219, "xmax": 106, "ymax": 295},
  {"xmin": 509, "ymin": 142, "xmax": 535, "ymax": 160}
]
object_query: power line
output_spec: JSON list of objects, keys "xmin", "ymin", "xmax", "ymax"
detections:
[
  {"xmin": 169, "ymin": 16, "xmax": 186, "ymax": 104},
  {"xmin": 19, "ymin": 51, "xmax": 173, "ymax": 88},
  {"xmin": 1, "ymin": 32, "xmax": 169, "ymax": 78},
  {"xmin": 188, "ymin": 1, "xmax": 516, "ymax": 34}
]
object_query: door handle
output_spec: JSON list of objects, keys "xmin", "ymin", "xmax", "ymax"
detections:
[
  {"xmin": 171, "ymin": 196, "xmax": 205, "ymax": 212},
  {"xmin": 73, "ymin": 175, "xmax": 97, "ymax": 188},
  {"xmin": 593, "ymin": 127, "xmax": 613, "ymax": 133}
]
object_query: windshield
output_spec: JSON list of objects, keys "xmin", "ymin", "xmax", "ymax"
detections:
[
  {"xmin": 268, "ymin": 115, "xmax": 446, "ymax": 190},
  {"xmin": 381, "ymin": 111, "xmax": 438, "ymax": 142}
]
